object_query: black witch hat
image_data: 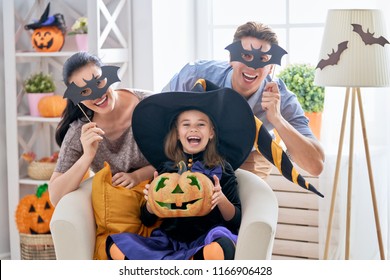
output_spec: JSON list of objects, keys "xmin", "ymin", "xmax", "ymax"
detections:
[{"xmin": 24, "ymin": 3, "xmax": 66, "ymax": 34}]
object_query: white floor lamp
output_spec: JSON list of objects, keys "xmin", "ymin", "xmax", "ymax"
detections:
[{"xmin": 314, "ymin": 9, "xmax": 390, "ymax": 260}]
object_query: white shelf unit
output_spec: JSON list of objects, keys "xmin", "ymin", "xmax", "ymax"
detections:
[{"xmin": 3, "ymin": 0, "xmax": 132, "ymax": 259}]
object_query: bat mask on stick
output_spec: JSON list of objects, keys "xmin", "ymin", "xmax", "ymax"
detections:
[{"xmin": 64, "ymin": 65, "xmax": 121, "ymax": 105}]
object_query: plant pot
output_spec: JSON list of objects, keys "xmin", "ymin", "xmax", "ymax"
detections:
[
  {"xmin": 75, "ymin": 34, "xmax": 88, "ymax": 51},
  {"xmin": 27, "ymin": 92, "xmax": 54, "ymax": 117},
  {"xmin": 305, "ymin": 111, "xmax": 322, "ymax": 140}
]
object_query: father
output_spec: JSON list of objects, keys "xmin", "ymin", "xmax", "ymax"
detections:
[{"xmin": 162, "ymin": 21, "xmax": 324, "ymax": 178}]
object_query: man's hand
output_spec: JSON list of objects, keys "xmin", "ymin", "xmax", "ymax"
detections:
[{"xmin": 261, "ymin": 81, "xmax": 282, "ymax": 126}]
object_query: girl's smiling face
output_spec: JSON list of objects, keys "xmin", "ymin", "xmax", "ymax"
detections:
[{"xmin": 176, "ymin": 110, "xmax": 214, "ymax": 154}]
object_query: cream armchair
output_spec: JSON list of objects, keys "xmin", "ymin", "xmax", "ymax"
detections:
[{"xmin": 50, "ymin": 169, "xmax": 278, "ymax": 260}]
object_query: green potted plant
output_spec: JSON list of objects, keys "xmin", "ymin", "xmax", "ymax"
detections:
[
  {"xmin": 277, "ymin": 63, "xmax": 325, "ymax": 139},
  {"xmin": 24, "ymin": 72, "xmax": 56, "ymax": 117},
  {"xmin": 68, "ymin": 17, "xmax": 88, "ymax": 51}
]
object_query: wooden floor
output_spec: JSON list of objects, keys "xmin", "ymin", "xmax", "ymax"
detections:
[{"xmin": 265, "ymin": 166, "xmax": 320, "ymax": 260}]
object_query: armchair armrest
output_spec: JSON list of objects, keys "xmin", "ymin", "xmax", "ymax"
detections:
[
  {"xmin": 234, "ymin": 169, "xmax": 278, "ymax": 260},
  {"xmin": 50, "ymin": 177, "xmax": 95, "ymax": 260}
]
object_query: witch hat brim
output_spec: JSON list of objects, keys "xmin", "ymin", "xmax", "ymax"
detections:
[{"xmin": 132, "ymin": 81, "xmax": 256, "ymax": 170}]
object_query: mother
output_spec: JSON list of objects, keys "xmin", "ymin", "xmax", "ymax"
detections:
[{"xmin": 49, "ymin": 51, "xmax": 154, "ymax": 206}]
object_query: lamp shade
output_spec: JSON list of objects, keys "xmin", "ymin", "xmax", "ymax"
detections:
[{"xmin": 314, "ymin": 9, "xmax": 390, "ymax": 87}]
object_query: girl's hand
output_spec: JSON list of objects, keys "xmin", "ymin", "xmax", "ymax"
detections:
[
  {"xmin": 80, "ymin": 122, "xmax": 104, "ymax": 160},
  {"xmin": 143, "ymin": 183, "xmax": 150, "ymax": 201},
  {"xmin": 144, "ymin": 183, "xmax": 155, "ymax": 214},
  {"xmin": 211, "ymin": 175, "xmax": 225, "ymax": 210},
  {"xmin": 112, "ymin": 172, "xmax": 139, "ymax": 188},
  {"xmin": 144, "ymin": 171, "xmax": 159, "ymax": 213}
]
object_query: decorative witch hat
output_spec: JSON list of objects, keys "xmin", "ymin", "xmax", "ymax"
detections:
[
  {"xmin": 132, "ymin": 79, "xmax": 324, "ymax": 197},
  {"xmin": 24, "ymin": 3, "xmax": 66, "ymax": 34}
]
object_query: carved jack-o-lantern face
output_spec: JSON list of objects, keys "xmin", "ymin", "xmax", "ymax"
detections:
[
  {"xmin": 148, "ymin": 171, "xmax": 213, "ymax": 218},
  {"xmin": 15, "ymin": 184, "xmax": 55, "ymax": 234},
  {"xmin": 31, "ymin": 26, "xmax": 64, "ymax": 52}
]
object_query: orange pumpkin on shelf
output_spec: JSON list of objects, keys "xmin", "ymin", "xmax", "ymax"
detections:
[
  {"xmin": 31, "ymin": 26, "xmax": 65, "ymax": 52},
  {"xmin": 148, "ymin": 170, "xmax": 214, "ymax": 218},
  {"xmin": 15, "ymin": 184, "xmax": 55, "ymax": 234},
  {"xmin": 38, "ymin": 95, "xmax": 67, "ymax": 117},
  {"xmin": 24, "ymin": 3, "xmax": 66, "ymax": 53}
]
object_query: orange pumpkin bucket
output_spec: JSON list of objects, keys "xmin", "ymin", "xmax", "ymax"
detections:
[
  {"xmin": 148, "ymin": 169, "xmax": 213, "ymax": 218},
  {"xmin": 24, "ymin": 3, "xmax": 66, "ymax": 53},
  {"xmin": 31, "ymin": 26, "xmax": 65, "ymax": 52}
]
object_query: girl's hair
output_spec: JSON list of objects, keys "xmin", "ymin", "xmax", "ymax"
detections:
[
  {"xmin": 164, "ymin": 113, "xmax": 224, "ymax": 168},
  {"xmin": 233, "ymin": 21, "xmax": 279, "ymax": 45},
  {"xmin": 55, "ymin": 52, "xmax": 103, "ymax": 146}
]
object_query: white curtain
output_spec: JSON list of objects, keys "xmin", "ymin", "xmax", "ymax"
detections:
[{"xmin": 318, "ymin": 87, "xmax": 390, "ymax": 259}]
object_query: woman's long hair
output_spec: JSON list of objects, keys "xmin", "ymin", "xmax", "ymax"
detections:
[{"xmin": 55, "ymin": 52, "xmax": 102, "ymax": 146}]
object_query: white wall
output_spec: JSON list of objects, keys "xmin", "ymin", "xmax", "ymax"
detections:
[
  {"xmin": 131, "ymin": 0, "xmax": 154, "ymax": 90},
  {"xmin": 131, "ymin": 0, "xmax": 195, "ymax": 92},
  {"xmin": 151, "ymin": 0, "xmax": 196, "ymax": 91}
]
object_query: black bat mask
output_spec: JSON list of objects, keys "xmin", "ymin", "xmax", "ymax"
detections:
[
  {"xmin": 225, "ymin": 40, "xmax": 287, "ymax": 69},
  {"xmin": 64, "ymin": 65, "xmax": 121, "ymax": 105}
]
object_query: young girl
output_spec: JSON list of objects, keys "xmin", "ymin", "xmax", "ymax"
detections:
[
  {"xmin": 49, "ymin": 52, "xmax": 155, "ymax": 206},
  {"xmin": 106, "ymin": 83, "xmax": 257, "ymax": 260}
]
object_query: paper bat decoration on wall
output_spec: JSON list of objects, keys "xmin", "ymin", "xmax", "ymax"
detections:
[
  {"xmin": 352, "ymin": 24, "xmax": 389, "ymax": 46},
  {"xmin": 225, "ymin": 40, "xmax": 287, "ymax": 69},
  {"xmin": 63, "ymin": 65, "xmax": 121, "ymax": 105},
  {"xmin": 316, "ymin": 41, "xmax": 348, "ymax": 70}
]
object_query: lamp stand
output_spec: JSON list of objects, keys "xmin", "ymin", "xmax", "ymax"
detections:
[{"xmin": 323, "ymin": 87, "xmax": 385, "ymax": 260}]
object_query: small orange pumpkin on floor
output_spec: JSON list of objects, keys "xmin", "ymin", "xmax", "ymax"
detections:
[
  {"xmin": 38, "ymin": 95, "xmax": 67, "ymax": 117},
  {"xmin": 148, "ymin": 166, "xmax": 214, "ymax": 218},
  {"xmin": 15, "ymin": 183, "xmax": 55, "ymax": 234}
]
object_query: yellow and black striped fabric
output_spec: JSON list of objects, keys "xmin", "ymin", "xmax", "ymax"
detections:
[{"xmin": 254, "ymin": 116, "xmax": 323, "ymax": 197}]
